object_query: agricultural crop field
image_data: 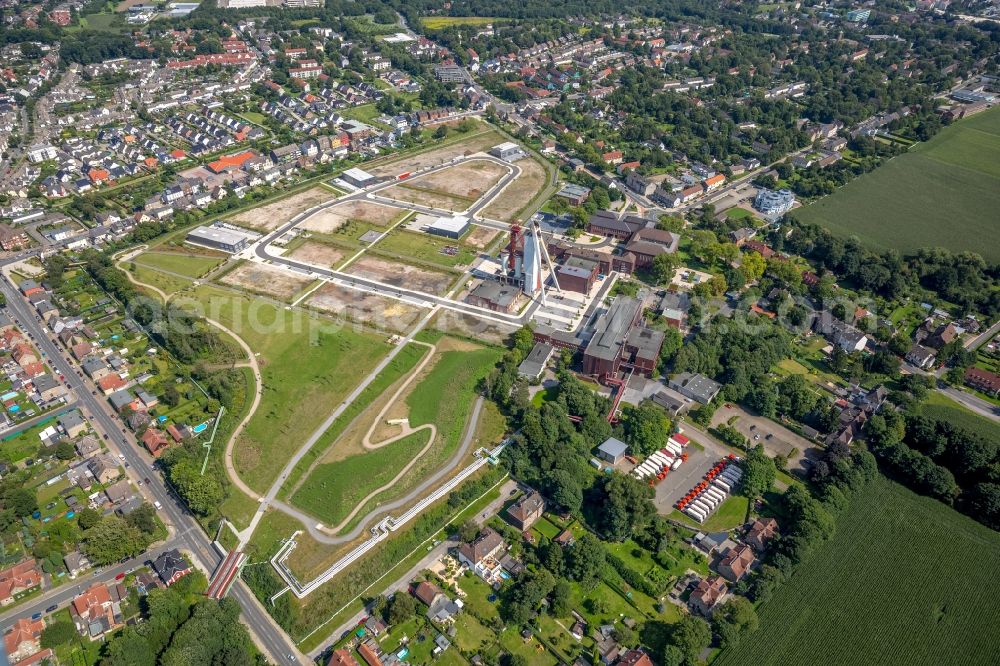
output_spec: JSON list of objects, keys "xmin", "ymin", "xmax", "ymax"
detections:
[
  {"xmin": 796, "ymin": 107, "xmax": 1000, "ymax": 261},
  {"xmin": 715, "ymin": 477, "xmax": 1000, "ymax": 666},
  {"xmin": 917, "ymin": 392, "xmax": 1000, "ymax": 444}
]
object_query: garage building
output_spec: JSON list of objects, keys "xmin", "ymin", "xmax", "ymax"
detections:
[{"xmin": 597, "ymin": 437, "xmax": 629, "ymax": 464}]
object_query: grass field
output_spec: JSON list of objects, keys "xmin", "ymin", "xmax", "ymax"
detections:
[
  {"xmin": 177, "ymin": 286, "xmax": 390, "ymax": 493},
  {"xmin": 283, "ymin": 343, "xmax": 429, "ymax": 498},
  {"xmin": 375, "ymin": 230, "xmax": 476, "ymax": 268},
  {"xmin": 796, "ymin": 106, "xmax": 1000, "ymax": 261},
  {"xmin": 130, "ymin": 264, "xmax": 192, "ymax": 297},
  {"xmin": 290, "ymin": 342, "xmax": 502, "ymax": 528},
  {"xmin": 715, "ymin": 477, "xmax": 1000, "ymax": 666},
  {"xmin": 134, "ymin": 250, "xmax": 225, "ymax": 278},
  {"xmin": 420, "ymin": 16, "xmax": 501, "ymax": 29}
]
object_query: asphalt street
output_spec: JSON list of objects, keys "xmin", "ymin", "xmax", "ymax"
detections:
[{"xmin": 0, "ymin": 278, "xmax": 303, "ymax": 664}]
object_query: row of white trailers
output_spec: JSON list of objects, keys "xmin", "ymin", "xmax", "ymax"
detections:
[
  {"xmin": 683, "ymin": 463, "xmax": 743, "ymax": 524},
  {"xmin": 631, "ymin": 440, "xmax": 686, "ymax": 481}
]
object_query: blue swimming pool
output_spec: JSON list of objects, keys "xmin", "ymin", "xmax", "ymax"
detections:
[
  {"xmin": 1, "ymin": 391, "xmax": 18, "ymax": 401},
  {"xmin": 192, "ymin": 422, "xmax": 208, "ymax": 434}
]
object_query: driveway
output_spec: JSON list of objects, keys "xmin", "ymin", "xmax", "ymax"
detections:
[{"xmin": 710, "ymin": 404, "xmax": 818, "ymax": 475}]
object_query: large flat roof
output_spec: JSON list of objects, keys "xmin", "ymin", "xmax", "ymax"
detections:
[
  {"xmin": 429, "ymin": 215, "xmax": 470, "ymax": 233},
  {"xmin": 187, "ymin": 225, "xmax": 249, "ymax": 247},
  {"xmin": 584, "ymin": 296, "xmax": 642, "ymax": 362},
  {"xmin": 342, "ymin": 166, "xmax": 376, "ymax": 182}
]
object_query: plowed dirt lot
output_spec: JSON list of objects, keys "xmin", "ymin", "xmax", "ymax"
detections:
[
  {"xmin": 230, "ymin": 187, "xmax": 334, "ymax": 231},
  {"xmin": 306, "ymin": 282, "xmax": 423, "ymax": 333},
  {"xmin": 345, "ymin": 256, "xmax": 454, "ymax": 295}
]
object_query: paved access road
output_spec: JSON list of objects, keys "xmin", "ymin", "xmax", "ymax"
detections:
[{"xmin": 0, "ymin": 279, "xmax": 304, "ymax": 665}]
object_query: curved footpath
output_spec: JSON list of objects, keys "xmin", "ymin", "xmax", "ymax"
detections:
[
  {"xmin": 271, "ymin": 395, "xmax": 484, "ymax": 545},
  {"xmin": 119, "ymin": 258, "xmax": 488, "ymax": 547},
  {"xmin": 116, "ymin": 255, "xmax": 266, "ymax": 507}
]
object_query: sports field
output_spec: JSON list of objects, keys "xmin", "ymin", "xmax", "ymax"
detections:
[
  {"xmin": 796, "ymin": 107, "xmax": 1000, "ymax": 261},
  {"xmin": 715, "ymin": 477, "xmax": 1000, "ymax": 666}
]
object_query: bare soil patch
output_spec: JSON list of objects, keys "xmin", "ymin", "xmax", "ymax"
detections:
[
  {"xmin": 481, "ymin": 157, "xmax": 549, "ymax": 222},
  {"xmin": 299, "ymin": 200, "xmax": 405, "ymax": 234},
  {"xmin": 306, "ymin": 282, "xmax": 422, "ymax": 333},
  {"xmin": 464, "ymin": 226, "xmax": 500, "ymax": 250},
  {"xmin": 381, "ymin": 183, "xmax": 471, "ymax": 212},
  {"xmin": 345, "ymin": 256, "xmax": 454, "ymax": 295},
  {"xmin": 430, "ymin": 310, "xmax": 519, "ymax": 344},
  {"xmin": 218, "ymin": 262, "xmax": 313, "ymax": 301},
  {"xmin": 288, "ymin": 240, "xmax": 347, "ymax": 268},
  {"xmin": 229, "ymin": 186, "xmax": 334, "ymax": 232},
  {"xmin": 403, "ymin": 160, "xmax": 508, "ymax": 201},
  {"xmin": 367, "ymin": 127, "xmax": 508, "ymax": 176}
]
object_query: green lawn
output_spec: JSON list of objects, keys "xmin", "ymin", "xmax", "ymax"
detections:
[
  {"xmin": 376, "ymin": 230, "xmax": 476, "ymax": 269},
  {"xmin": 133, "ymin": 250, "xmax": 226, "ymax": 278},
  {"xmin": 130, "ymin": 264, "xmax": 193, "ymax": 297},
  {"xmin": 283, "ymin": 343, "xmax": 429, "ymax": 499},
  {"xmin": 323, "ymin": 344, "xmax": 503, "ymax": 532},
  {"xmin": 178, "ymin": 286, "xmax": 390, "ymax": 493},
  {"xmin": 290, "ymin": 430, "xmax": 429, "ymax": 527},
  {"xmin": 342, "ymin": 103, "xmax": 386, "ymax": 126},
  {"xmin": 0, "ymin": 421, "xmax": 49, "ymax": 465},
  {"xmin": 715, "ymin": 477, "xmax": 1000, "ymax": 665},
  {"xmin": 421, "ymin": 16, "xmax": 502, "ymax": 29},
  {"xmin": 240, "ymin": 111, "xmax": 267, "ymax": 125},
  {"xmin": 796, "ymin": 106, "xmax": 1000, "ymax": 261}
]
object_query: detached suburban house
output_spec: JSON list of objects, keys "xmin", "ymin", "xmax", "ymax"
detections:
[
  {"xmin": 152, "ymin": 549, "xmax": 191, "ymax": 586},
  {"xmin": 690, "ymin": 575, "xmax": 728, "ymax": 616},
  {"xmin": 457, "ymin": 528, "xmax": 506, "ymax": 583},
  {"xmin": 506, "ymin": 491, "xmax": 545, "ymax": 530},
  {"xmin": 718, "ymin": 544, "xmax": 755, "ymax": 582},
  {"xmin": 0, "ymin": 560, "xmax": 42, "ymax": 606},
  {"xmin": 413, "ymin": 581, "xmax": 463, "ymax": 623},
  {"xmin": 71, "ymin": 582, "xmax": 125, "ymax": 639}
]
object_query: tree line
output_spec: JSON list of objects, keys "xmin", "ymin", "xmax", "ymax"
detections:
[{"xmin": 865, "ymin": 410, "xmax": 1000, "ymax": 530}]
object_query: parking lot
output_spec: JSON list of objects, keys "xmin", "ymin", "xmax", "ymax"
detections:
[
  {"xmin": 652, "ymin": 430, "xmax": 732, "ymax": 514},
  {"xmin": 710, "ymin": 404, "xmax": 818, "ymax": 476}
]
